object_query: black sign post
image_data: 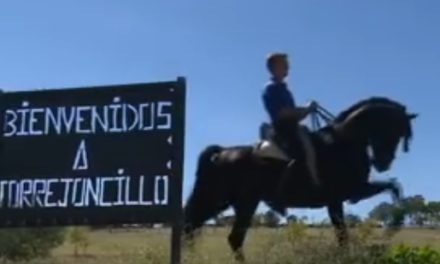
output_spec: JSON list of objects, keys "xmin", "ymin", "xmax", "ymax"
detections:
[
  {"xmin": 0, "ymin": 77, "xmax": 185, "ymax": 264},
  {"xmin": 170, "ymin": 77, "xmax": 185, "ymax": 264}
]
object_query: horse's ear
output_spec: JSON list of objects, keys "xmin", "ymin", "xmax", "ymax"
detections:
[{"xmin": 407, "ymin": 113, "xmax": 418, "ymax": 120}]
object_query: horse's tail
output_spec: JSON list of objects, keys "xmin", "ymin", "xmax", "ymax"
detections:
[
  {"xmin": 195, "ymin": 145, "xmax": 222, "ymax": 179},
  {"xmin": 183, "ymin": 145, "xmax": 224, "ymax": 235}
]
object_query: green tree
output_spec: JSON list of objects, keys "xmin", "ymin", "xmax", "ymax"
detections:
[
  {"xmin": 403, "ymin": 195, "xmax": 427, "ymax": 226},
  {"xmin": 345, "ymin": 213, "xmax": 362, "ymax": 227},
  {"xmin": 215, "ymin": 214, "xmax": 235, "ymax": 226},
  {"xmin": 318, "ymin": 218, "xmax": 331, "ymax": 228},
  {"xmin": 369, "ymin": 201, "xmax": 395, "ymax": 225},
  {"xmin": 252, "ymin": 213, "xmax": 265, "ymax": 227},
  {"xmin": 287, "ymin": 214, "xmax": 298, "ymax": 224},
  {"xmin": 426, "ymin": 201, "xmax": 440, "ymax": 227},
  {"xmin": 263, "ymin": 210, "xmax": 280, "ymax": 227}
]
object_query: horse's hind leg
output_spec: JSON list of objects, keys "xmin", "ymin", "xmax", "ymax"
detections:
[
  {"xmin": 327, "ymin": 202, "xmax": 348, "ymax": 247},
  {"xmin": 183, "ymin": 205, "xmax": 228, "ymax": 254},
  {"xmin": 228, "ymin": 200, "xmax": 259, "ymax": 262},
  {"xmin": 183, "ymin": 196, "xmax": 228, "ymax": 241}
]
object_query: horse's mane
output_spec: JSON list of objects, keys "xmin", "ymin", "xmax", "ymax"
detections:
[
  {"xmin": 334, "ymin": 96, "xmax": 406, "ymax": 123},
  {"xmin": 334, "ymin": 96, "xmax": 413, "ymax": 152}
]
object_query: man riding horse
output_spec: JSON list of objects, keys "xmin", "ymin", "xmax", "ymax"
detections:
[
  {"xmin": 262, "ymin": 52, "xmax": 321, "ymax": 215},
  {"xmin": 183, "ymin": 54, "xmax": 417, "ymax": 260}
]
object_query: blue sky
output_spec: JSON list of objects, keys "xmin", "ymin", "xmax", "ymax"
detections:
[{"xmin": 1, "ymin": 1, "xmax": 439, "ymax": 221}]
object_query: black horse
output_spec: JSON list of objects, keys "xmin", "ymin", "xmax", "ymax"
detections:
[{"xmin": 183, "ymin": 97, "xmax": 417, "ymax": 261}]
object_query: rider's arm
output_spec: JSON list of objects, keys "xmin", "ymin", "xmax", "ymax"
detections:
[
  {"xmin": 277, "ymin": 105, "xmax": 313, "ymax": 122},
  {"xmin": 292, "ymin": 106, "xmax": 312, "ymax": 121},
  {"xmin": 294, "ymin": 103, "xmax": 316, "ymax": 120},
  {"xmin": 263, "ymin": 82, "xmax": 316, "ymax": 122}
]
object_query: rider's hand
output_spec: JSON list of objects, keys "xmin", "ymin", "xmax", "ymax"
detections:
[{"xmin": 307, "ymin": 100, "xmax": 318, "ymax": 111}]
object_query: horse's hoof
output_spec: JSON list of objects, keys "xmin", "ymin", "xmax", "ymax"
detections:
[
  {"xmin": 234, "ymin": 249, "xmax": 246, "ymax": 262},
  {"xmin": 390, "ymin": 180, "xmax": 404, "ymax": 204},
  {"xmin": 348, "ymin": 198, "xmax": 361, "ymax": 204}
]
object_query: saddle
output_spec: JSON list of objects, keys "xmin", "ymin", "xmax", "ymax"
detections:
[
  {"xmin": 252, "ymin": 123, "xmax": 292, "ymax": 161},
  {"xmin": 253, "ymin": 122, "xmax": 335, "ymax": 161},
  {"xmin": 254, "ymin": 103, "xmax": 335, "ymax": 161}
]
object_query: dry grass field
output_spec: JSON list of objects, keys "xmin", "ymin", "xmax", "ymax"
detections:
[{"xmin": 6, "ymin": 226, "xmax": 440, "ymax": 264}]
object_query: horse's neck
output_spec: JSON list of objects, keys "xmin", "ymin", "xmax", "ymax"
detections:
[
  {"xmin": 327, "ymin": 124, "xmax": 371, "ymax": 172},
  {"xmin": 331, "ymin": 108, "xmax": 371, "ymax": 145},
  {"xmin": 314, "ymin": 125, "xmax": 368, "ymax": 158}
]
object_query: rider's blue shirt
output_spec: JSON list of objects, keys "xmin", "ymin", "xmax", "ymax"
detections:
[{"xmin": 263, "ymin": 79, "xmax": 296, "ymax": 122}]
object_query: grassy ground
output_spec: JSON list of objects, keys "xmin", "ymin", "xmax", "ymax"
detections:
[{"xmin": 12, "ymin": 227, "xmax": 440, "ymax": 264}]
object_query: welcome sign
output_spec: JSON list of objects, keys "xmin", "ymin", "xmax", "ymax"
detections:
[{"xmin": 0, "ymin": 78, "xmax": 185, "ymax": 227}]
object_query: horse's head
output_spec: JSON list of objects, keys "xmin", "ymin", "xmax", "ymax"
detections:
[{"xmin": 334, "ymin": 97, "xmax": 417, "ymax": 173}]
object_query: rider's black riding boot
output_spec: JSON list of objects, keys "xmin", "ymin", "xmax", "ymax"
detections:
[
  {"xmin": 269, "ymin": 135, "xmax": 297, "ymax": 217},
  {"xmin": 271, "ymin": 159, "xmax": 296, "ymax": 217}
]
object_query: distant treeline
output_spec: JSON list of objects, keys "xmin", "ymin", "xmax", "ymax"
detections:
[
  {"xmin": 85, "ymin": 194, "xmax": 440, "ymax": 230},
  {"xmin": 209, "ymin": 194, "xmax": 440, "ymax": 229}
]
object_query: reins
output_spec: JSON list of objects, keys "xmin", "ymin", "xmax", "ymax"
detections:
[{"xmin": 310, "ymin": 103, "xmax": 336, "ymax": 131}]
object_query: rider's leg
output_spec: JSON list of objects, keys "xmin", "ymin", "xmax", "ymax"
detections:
[
  {"xmin": 269, "ymin": 127, "xmax": 318, "ymax": 216},
  {"xmin": 297, "ymin": 126, "xmax": 320, "ymax": 186}
]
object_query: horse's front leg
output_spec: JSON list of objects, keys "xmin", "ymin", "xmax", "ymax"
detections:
[
  {"xmin": 348, "ymin": 179, "xmax": 403, "ymax": 205},
  {"xmin": 348, "ymin": 180, "xmax": 405, "ymax": 228},
  {"xmin": 327, "ymin": 202, "xmax": 348, "ymax": 247}
]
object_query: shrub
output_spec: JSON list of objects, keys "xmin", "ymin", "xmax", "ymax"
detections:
[
  {"xmin": 383, "ymin": 244, "xmax": 440, "ymax": 264},
  {"xmin": 69, "ymin": 226, "xmax": 91, "ymax": 257},
  {"xmin": 0, "ymin": 227, "xmax": 66, "ymax": 261},
  {"xmin": 285, "ymin": 220, "xmax": 308, "ymax": 244},
  {"xmin": 355, "ymin": 218, "xmax": 378, "ymax": 242}
]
